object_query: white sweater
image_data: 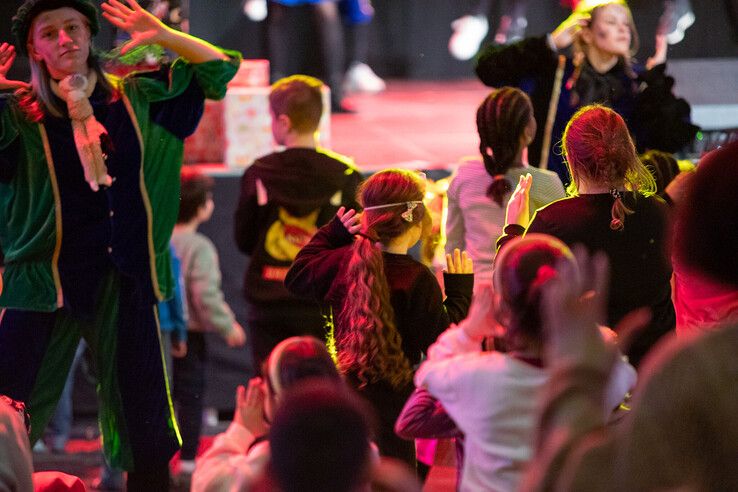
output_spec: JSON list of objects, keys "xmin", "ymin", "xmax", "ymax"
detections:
[
  {"xmin": 445, "ymin": 160, "xmax": 565, "ymax": 284},
  {"xmin": 415, "ymin": 324, "xmax": 635, "ymax": 492},
  {"xmin": 191, "ymin": 422, "xmax": 270, "ymax": 492}
]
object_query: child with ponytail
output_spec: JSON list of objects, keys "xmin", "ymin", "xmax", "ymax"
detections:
[
  {"xmin": 285, "ymin": 169, "xmax": 474, "ymax": 466},
  {"xmin": 498, "ymin": 104, "xmax": 673, "ymax": 367},
  {"xmin": 446, "ymin": 87, "xmax": 565, "ymax": 284}
]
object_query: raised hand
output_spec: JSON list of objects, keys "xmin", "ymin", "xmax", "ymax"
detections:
[
  {"xmin": 445, "ymin": 248, "xmax": 473, "ymax": 274},
  {"xmin": 336, "ymin": 206, "xmax": 362, "ymax": 235},
  {"xmin": 0, "ymin": 43, "xmax": 29, "ymax": 91},
  {"xmin": 234, "ymin": 377, "xmax": 269, "ymax": 436},
  {"xmin": 505, "ymin": 173, "xmax": 532, "ymax": 228},
  {"xmin": 541, "ymin": 245, "xmax": 615, "ymax": 372},
  {"xmin": 646, "ymin": 33, "xmax": 668, "ymax": 70},
  {"xmin": 551, "ymin": 12, "xmax": 590, "ymax": 50},
  {"xmin": 101, "ymin": 0, "xmax": 168, "ymax": 55}
]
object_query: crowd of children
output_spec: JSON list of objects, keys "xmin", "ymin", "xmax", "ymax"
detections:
[{"xmin": 1, "ymin": 0, "xmax": 737, "ymax": 491}]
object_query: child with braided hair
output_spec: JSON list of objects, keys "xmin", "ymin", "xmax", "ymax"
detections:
[
  {"xmin": 498, "ymin": 104, "xmax": 674, "ymax": 367},
  {"xmin": 446, "ymin": 87, "xmax": 564, "ymax": 285},
  {"xmin": 285, "ymin": 169, "xmax": 473, "ymax": 466}
]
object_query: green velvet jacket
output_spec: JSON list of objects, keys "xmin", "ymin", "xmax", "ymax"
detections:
[{"xmin": 0, "ymin": 52, "xmax": 240, "ymax": 313}]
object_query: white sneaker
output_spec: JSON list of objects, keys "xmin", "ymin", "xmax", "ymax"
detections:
[
  {"xmin": 448, "ymin": 15, "xmax": 489, "ymax": 61},
  {"xmin": 344, "ymin": 62, "xmax": 386, "ymax": 94},
  {"xmin": 202, "ymin": 407, "xmax": 219, "ymax": 427},
  {"xmin": 662, "ymin": 0, "xmax": 695, "ymax": 45},
  {"xmin": 179, "ymin": 459, "xmax": 196, "ymax": 475},
  {"xmin": 243, "ymin": 0, "xmax": 267, "ymax": 22},
  {"xmin": 666, "ymin": 10, "xmax": 695, "ymax": 45}
]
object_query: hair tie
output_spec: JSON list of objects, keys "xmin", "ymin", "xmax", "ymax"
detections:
[
  {"xmin": 529, "ymin": 264, "xmax": 559, "ymax": 296},
  {"xmin": 357, "ymin": 230, "xmax": 379, "ymax": 242}
]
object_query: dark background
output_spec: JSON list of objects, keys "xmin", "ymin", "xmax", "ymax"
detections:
[{"xmin": 3, "ymin": 0, "xmax": 738, "ymax": 82}]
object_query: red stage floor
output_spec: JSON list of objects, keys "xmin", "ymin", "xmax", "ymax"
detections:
[{"xmin": 332, "ymin": 79, "xmax": 490, "ymax": 173}]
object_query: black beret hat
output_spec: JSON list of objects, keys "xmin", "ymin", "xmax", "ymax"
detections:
[{"xmin": 12, "ymin": 0, "xmax": 100, "ymax": 55}]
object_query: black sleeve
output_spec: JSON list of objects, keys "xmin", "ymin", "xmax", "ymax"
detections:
[
  {"xmin": 234, "ymin": 168, "xmax": 266, "ymax": 255},
  {"xmin": 496, "ymin": 223, "xmax": 527, "ymax": 253},
  {"xmin": 441, "ymin": 272, "xmax": 474, "ymax": 324},
  {"xmin": 141, "ymin": 65, "xmax": 206, "ymax": 140},
  {"xmin": 284, "ymin": 217, "xmax": 354, "ymax": 302},
  {"xmin": 475, "ymin": 36, "xmax": 558, "ymax": 88},
  {"xmin": 632, "ymin": 63, "xmax": 700, "ymax": 153},
  {"xmin": 404, "ymin": 269, "xmax": 473, "ymax": 358},
  {"xmin": 496, "ymin": 206, "xmax": 558, "ymax": 253}
]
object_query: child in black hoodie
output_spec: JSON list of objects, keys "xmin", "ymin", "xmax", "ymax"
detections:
[{"xmin": 234, "ymin": 75, "xmax": 362, "ymax": 368}]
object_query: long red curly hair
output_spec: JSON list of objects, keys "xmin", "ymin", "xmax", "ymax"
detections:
[{"xmin": 335, "ymin": 169, "xmax": 426, "ymax": 389}]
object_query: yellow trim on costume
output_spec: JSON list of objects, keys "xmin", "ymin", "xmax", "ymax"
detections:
[
  {"xmin": 120, "ymin": 90, "xmax": 163, "ymax": 301},
  {"xmin": 39, "ymin": 124, "xmax": 64, "ymax": 308},
  {"xmin": 152, "ymin": 306, "xmax": 183, "ymax": 446}
]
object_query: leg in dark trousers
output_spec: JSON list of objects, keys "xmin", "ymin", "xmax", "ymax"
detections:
[
  {"xmin": 172, "ymin": 331, "xmax": 206, "ymax": 461},
  {"xmin": 267, "ymin": 2, "xmax": 291, "ymax": 81},
  {"xmin": 127, "ymin": 465, "xmax": 170, "ymax": 492},
  {"xmin": 313, "ymin": 1, "xmax": 346, "ymax": 109}
]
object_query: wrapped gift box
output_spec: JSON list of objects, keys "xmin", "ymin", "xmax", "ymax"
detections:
[
  {"xmin": 184, "ymin": 59, "xmax": 270, "ymax": 164},
  {"xmin": 229, "ymin": 59, "xmax": 270, "ymax": 88},
  {"xmin": 183, "ymin": 99, "xmax": 225, "ymax": 164},
  {"xmin": 184, "ymin": 57, "xmax": 332, "ymax": 168}
]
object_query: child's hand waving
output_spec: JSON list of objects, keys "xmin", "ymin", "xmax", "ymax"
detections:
[
  {"xmin": 234, "ymin": 377, "xmax": 269, "ymax": 436},
  {"xmin": 446, "ymin": 248, "xmax": 473, "ymax": 274}
]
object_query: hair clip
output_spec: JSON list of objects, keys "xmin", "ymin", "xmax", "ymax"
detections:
[
  {"xmin": 401, "ymin": 202, "xmax": 419, "ymax": 222},
  {"xmin": 609, "ymin": 188, "xmax": 624, "ymax": 200}
]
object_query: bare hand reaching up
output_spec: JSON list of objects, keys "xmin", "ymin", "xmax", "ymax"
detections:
[
  {"xmin": 541, "ymin": 245, "xmax": 615, "ymax": 372},
  {"xmin": 0, "ymin": 43, "xmax": 29, "ymax": 91},
  {"xmin": 234, "ymin": 377, "xmax": 269, "ymax": 436},
  {"xmin": 445, "ymin": 248, "xmax": 473, "ymax": 275},
  {"xmin": 505, "ymin": 173, "xmax": 532, "ymax": 229},
  {"xmin": 102, "ymin": 0, "xmax": 169, "ymax": 55},
  {"xmin": 336, "ymin": 206, "xmax": 362, "ymax": 235}
]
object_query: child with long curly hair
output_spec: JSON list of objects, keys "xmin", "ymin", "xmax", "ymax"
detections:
[{"xmin": 286, "ymin": 169, "xmax": 474, "ymax": 466}]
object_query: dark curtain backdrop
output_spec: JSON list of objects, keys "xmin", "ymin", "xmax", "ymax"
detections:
[
  {"xmin": 1, "ymin": 0, "xmax": 736, "ymax": 81},
  {"xmin": 187, "ymin": 0, "xmax": 738, "ymax": 81}
]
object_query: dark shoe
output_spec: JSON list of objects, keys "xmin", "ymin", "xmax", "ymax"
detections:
[
  {"xmin": 331, "ymin": 99, "xmax": 357, "ymax": 114},
  {"xmin": 92, "ymin": 466, "xmax": 124, "ymax": 491}
]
